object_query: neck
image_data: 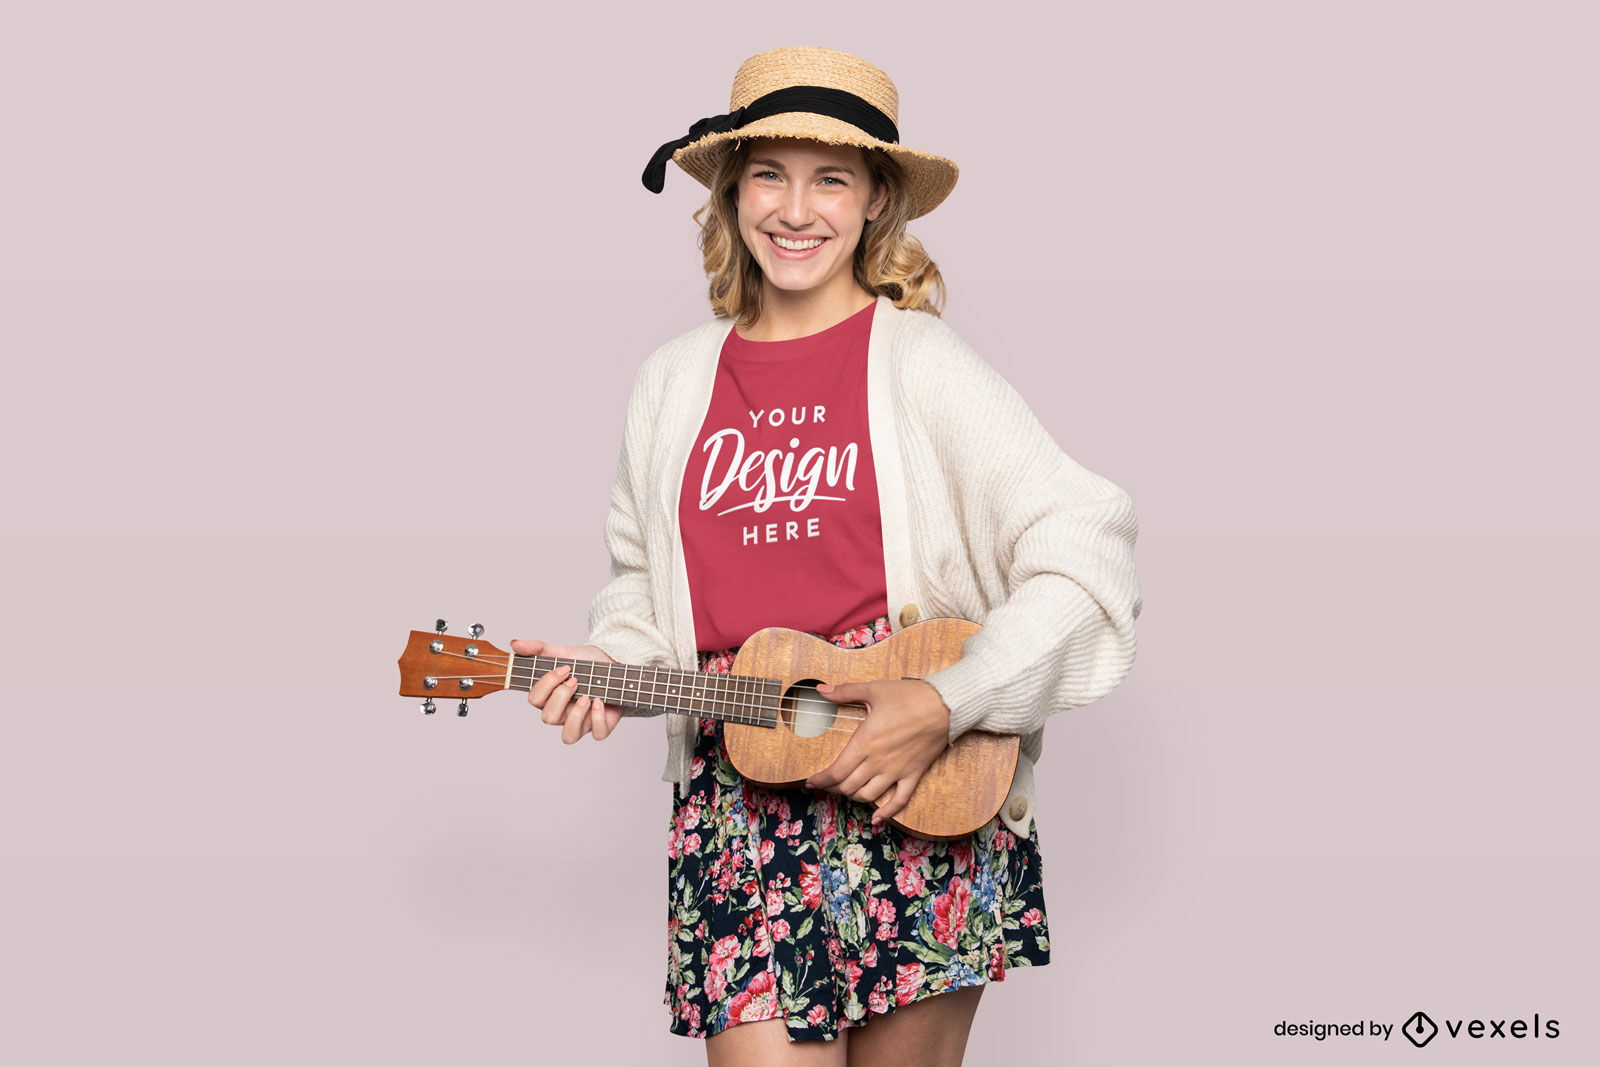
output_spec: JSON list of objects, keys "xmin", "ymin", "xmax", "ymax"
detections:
[
  {"xmin": 507, "ymin": 653, "xmax": 782, "ymax": 727},
  {"xmin": 745, "ymin": 282, "xmax": 874, "ymax": 342}
]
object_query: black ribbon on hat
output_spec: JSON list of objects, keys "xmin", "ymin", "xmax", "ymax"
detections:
[{"xmin": 641, "ymin": 84, "xmax": 900, "ymax": 193}]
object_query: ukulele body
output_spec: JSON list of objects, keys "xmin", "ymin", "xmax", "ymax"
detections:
[{"xmin": 723, "ymin": 617, "xmax": 1019, "ymax": 840}]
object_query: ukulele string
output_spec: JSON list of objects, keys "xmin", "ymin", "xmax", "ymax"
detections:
[
  {"xmin": 498, "ymin": 664, "xmax": 872, "ymax": 729},
  {"xmin": 429, "ymin": 671, "xmax": 867, "ymax": 737},
  {"xmin": 429, "ymin": 648, "xmax": 871, "ymax": 730},
  {"xmin": 487, "ymin": 652, "xmax": 871, "ymax": 724}
]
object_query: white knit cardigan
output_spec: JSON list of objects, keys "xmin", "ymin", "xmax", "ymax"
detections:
[{"xmin": 586, "ymin": 294, "xmax": 1142, "ymax": 836}]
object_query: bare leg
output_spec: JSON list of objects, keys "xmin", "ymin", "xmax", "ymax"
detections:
[
  {"xmin": 706, "ymin": 1018, "xmax": 848, "ymax": 1067},
  {"xmin": 845, "ymin": 985, "xmax": 985, "ymax": 1067}
]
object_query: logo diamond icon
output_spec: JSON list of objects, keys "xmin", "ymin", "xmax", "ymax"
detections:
[{"xmin": 1403, "ymin": 1011, "xmax": 1439, "ymax": 1048}]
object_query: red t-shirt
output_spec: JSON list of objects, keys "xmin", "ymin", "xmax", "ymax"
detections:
[{"xmin": 678, "ymin": 300, "xmax": 889, "ymax": 651}]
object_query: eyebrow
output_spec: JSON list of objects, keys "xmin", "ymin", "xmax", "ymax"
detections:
[{"xmin": 748, "ymin": 157, "xmax": 857, "ymax": 177}]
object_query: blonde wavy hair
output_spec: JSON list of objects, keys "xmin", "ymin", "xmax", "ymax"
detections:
[{"xmin": 691, "ymin": 138, "xmax": 947, "ymax": 328}]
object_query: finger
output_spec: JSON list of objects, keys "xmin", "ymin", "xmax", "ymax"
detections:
[
  {"xmin": 806, "ymin": 745, "xmax": 861, "ymax": 791},
  {"xmin": 817, "ymin": 680, "xmax": 872, "ymax": 706},
  {"xmin": 850, "ymin": 775, "xmax": 895, "ymax": 806},
  {"xmin": 528, "ymin": 664, "xmax": 573, "ymax": 719},
  {"xmin": 590, "ymin": 699, "xmax": 618, "ymax": 741},
  {"xmin": 592, "ymin": 702, "xmax": 623, "ymax": 742},
  {"xmin": 561, "ymin": 686, "xmax": 595, "ymax": 744},
  {"xmin": 830, "ymin": 761, "xmax": 879, "ymax": 799},
  {"xmin": 871, "ymin": 778, "xmax": 917, "ymax": 829},
  {"xmin": 576, "ymin": 695, "xmax": 607, "ymax": 743},
  {"xmin": 508, "ymin": 639, "xmax": 545, "ymax": 656},
  {"xmin": 546, "ymin": 675, "xmax": 579, "ymax": 729}
]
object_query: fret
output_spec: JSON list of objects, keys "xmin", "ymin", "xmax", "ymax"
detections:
[{"xmin": 506, "ymin": 653, "xmax": 779, "ymax": 727}]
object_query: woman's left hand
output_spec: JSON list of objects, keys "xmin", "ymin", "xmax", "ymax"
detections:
[{"xmin": 805, "ymin": 679, "xmax": 952, "ymax": 831}]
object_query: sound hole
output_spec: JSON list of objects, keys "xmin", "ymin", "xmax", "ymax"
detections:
[{"xmin": 779, "ymin": 680, "xmax": 836, "ymax": 738}]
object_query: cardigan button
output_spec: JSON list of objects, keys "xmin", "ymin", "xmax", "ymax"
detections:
[
  {"xmin": 898, "ymin": 603, "xmax": 920, "ymax": 628},
  {"xmin": 1008, "ymin": 796, "xmax": 1029, "ymax": 822}
]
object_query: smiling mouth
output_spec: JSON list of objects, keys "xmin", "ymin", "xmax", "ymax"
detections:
[{"xmin": 768, "ymin": 233, "xmax": 827, "ymax": 251}]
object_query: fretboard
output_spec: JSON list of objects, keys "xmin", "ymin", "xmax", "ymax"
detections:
[{"xmin": 506, "ymin": 655, "xmax": 782, "ymax": 728}]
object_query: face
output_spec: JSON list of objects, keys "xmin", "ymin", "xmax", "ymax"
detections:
[{"xmin": 735, "ymin": 137, "xmax": 890, "ymax": 303}]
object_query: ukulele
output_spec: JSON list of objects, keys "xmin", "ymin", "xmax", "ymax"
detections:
[{"xmin": 397, "ymin": 617, "xmax": 1019, "ymax": 839}]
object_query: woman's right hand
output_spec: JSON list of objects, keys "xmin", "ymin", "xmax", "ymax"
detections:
[{"xmin": 507, "ymin": 639, "xmax": 624, "ymax": 744}]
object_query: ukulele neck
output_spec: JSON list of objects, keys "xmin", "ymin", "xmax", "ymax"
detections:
[{"xmin": 509, "ymin": 655, "xmax": 781, "ymax": 727}]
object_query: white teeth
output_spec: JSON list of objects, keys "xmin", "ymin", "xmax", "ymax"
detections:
[{"xmin": 772, "ymin": 235, "xmax": 825, "ymax": 250}]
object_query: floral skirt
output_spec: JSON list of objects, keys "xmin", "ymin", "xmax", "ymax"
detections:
[{"xmin": 664, "ymin": 614, "xmax": 1051, "ymax": 1042}]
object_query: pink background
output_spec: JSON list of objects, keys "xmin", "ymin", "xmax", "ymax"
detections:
[{"xmin": 3, "ymin": 3, "xmax": 1596, "ymax": 1063}]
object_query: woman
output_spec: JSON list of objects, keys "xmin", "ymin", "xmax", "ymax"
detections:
[{"xmin": 509, "ymin": 46, "xmax": 1141, "ymax": 1066}]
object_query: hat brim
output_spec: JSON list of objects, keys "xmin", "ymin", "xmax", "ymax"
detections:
[{"xmin": 671, "ymin": 112, "xmax": 959, "ymax": 221}]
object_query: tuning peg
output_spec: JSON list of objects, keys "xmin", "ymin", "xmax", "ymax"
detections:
[
  {"xmin": 469, "ymin": 623, "xmax": 484, "ymax": 638},
  {"xmin": 420, "ymin": 699, "xmax": 436, "ymax": 715},
  {"xmin": 457, "ymin": 699, "xmax": 470, "ymax": 717},
  {"xmin": 435, "ymin": 619, "xmax": 448, "ymax": 634}
]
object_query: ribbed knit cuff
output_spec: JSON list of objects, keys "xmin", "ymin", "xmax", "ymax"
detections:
[
  {"xmin": 924, "ymin": 646, "xmax": 1005, "ymax": 742},
  {"xmin": 923, "ymin": 587, "xmax": 1108, "ymax": 742},
  {"xmin": 587, "ymin": 627, "xmax": 671, "ymax": 673}
]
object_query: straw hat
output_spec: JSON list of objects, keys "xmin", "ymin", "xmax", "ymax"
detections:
[{"xmin": 641, "ymin": 46, "xmax": 959, "ymax": 220}]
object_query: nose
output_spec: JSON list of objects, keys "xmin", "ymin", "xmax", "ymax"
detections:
[{"xmin": 777, "ymin": 181, "xmax": 816, "ymax": 228}]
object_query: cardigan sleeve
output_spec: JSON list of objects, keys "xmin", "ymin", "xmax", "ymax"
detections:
[
  {"xmin": 585, "ymin": 362, "xmax": 679, "ymax": 686},
  {"xmin": 915, "ymin": 333, "xmax": 1143, "ymax": 740}
]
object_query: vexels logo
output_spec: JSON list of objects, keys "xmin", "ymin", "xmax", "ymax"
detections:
[
  {"xmin": 1402, "ymin": 1011, "xmax": 1439, "ymax": 1048},
  {"xmin": 1402, "ymin": 1009, "xmax": 1559, "ymax": 1047}
]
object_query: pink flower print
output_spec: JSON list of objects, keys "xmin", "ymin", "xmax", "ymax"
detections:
[
  {"xmin": 897, "ymin": 837, "xmax": 933, "ymax": 867},
  {"xmin": 895, "ymin": 963, "xmax": 925, "ymax": 1006},
  {"xmin": 704, "ymin": 967, "xmax": 728, "ymax": 1003},
  {"xmin": 815, "ymin": 794, "xmax": 839, "ymax": 840},
  {"xmin": 894, "ymin": 865, "xmax": 925, "ymax": 896},
  {"xmin": 726, "ymin": 970, "xmax": 779, "ymax": 1025},
  {"xmin": 930, "ymin": 879, "xmax": 971, "ymax": 948},
  {"xmin": 709, "ymin": 934, "xmax": 740, "ymax": 969},
  {"xmin": 704, "ymin": 933, "xmax": 741, "ymax": 1000},
  {"xmin": 799, "ymin": 862, "xmax": 823, "ymax": 909},
  {"xmin": 768, "ymin": 918, "xmax": 790, "ymax": 942},
  {"xmin": 1021, "ymin": 908, "xmax": 1043, "ymax": 928},
  {"xmin": 868, "ymin": 988, "xmax": 889, "ymax": 1014},
  {"xmin": 806, "ymin": 1004, "xmax": 828, "ymax": 1026}
]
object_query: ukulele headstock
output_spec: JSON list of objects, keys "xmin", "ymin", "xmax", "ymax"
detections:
[{"xmin": 397, "ymin": 619, "xmax": 510, "ymax": 715}]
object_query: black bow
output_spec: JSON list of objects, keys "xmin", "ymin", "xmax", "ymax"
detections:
[
  {"xmin": 641, "ymin": 85, "xmax": 900, "ymax": 194},
  {"xmin": 641, "ymin": 106, "xmax": 750, "ymax": 194}
]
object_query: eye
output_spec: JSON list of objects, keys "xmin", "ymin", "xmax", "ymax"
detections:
[
  {"xmin": 819, "ymin": 176, "xmax": 845, "ymax": 187},
  {"xmin": 752, "ymin": 170, "xmax": 780, "ymax": 180}
]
